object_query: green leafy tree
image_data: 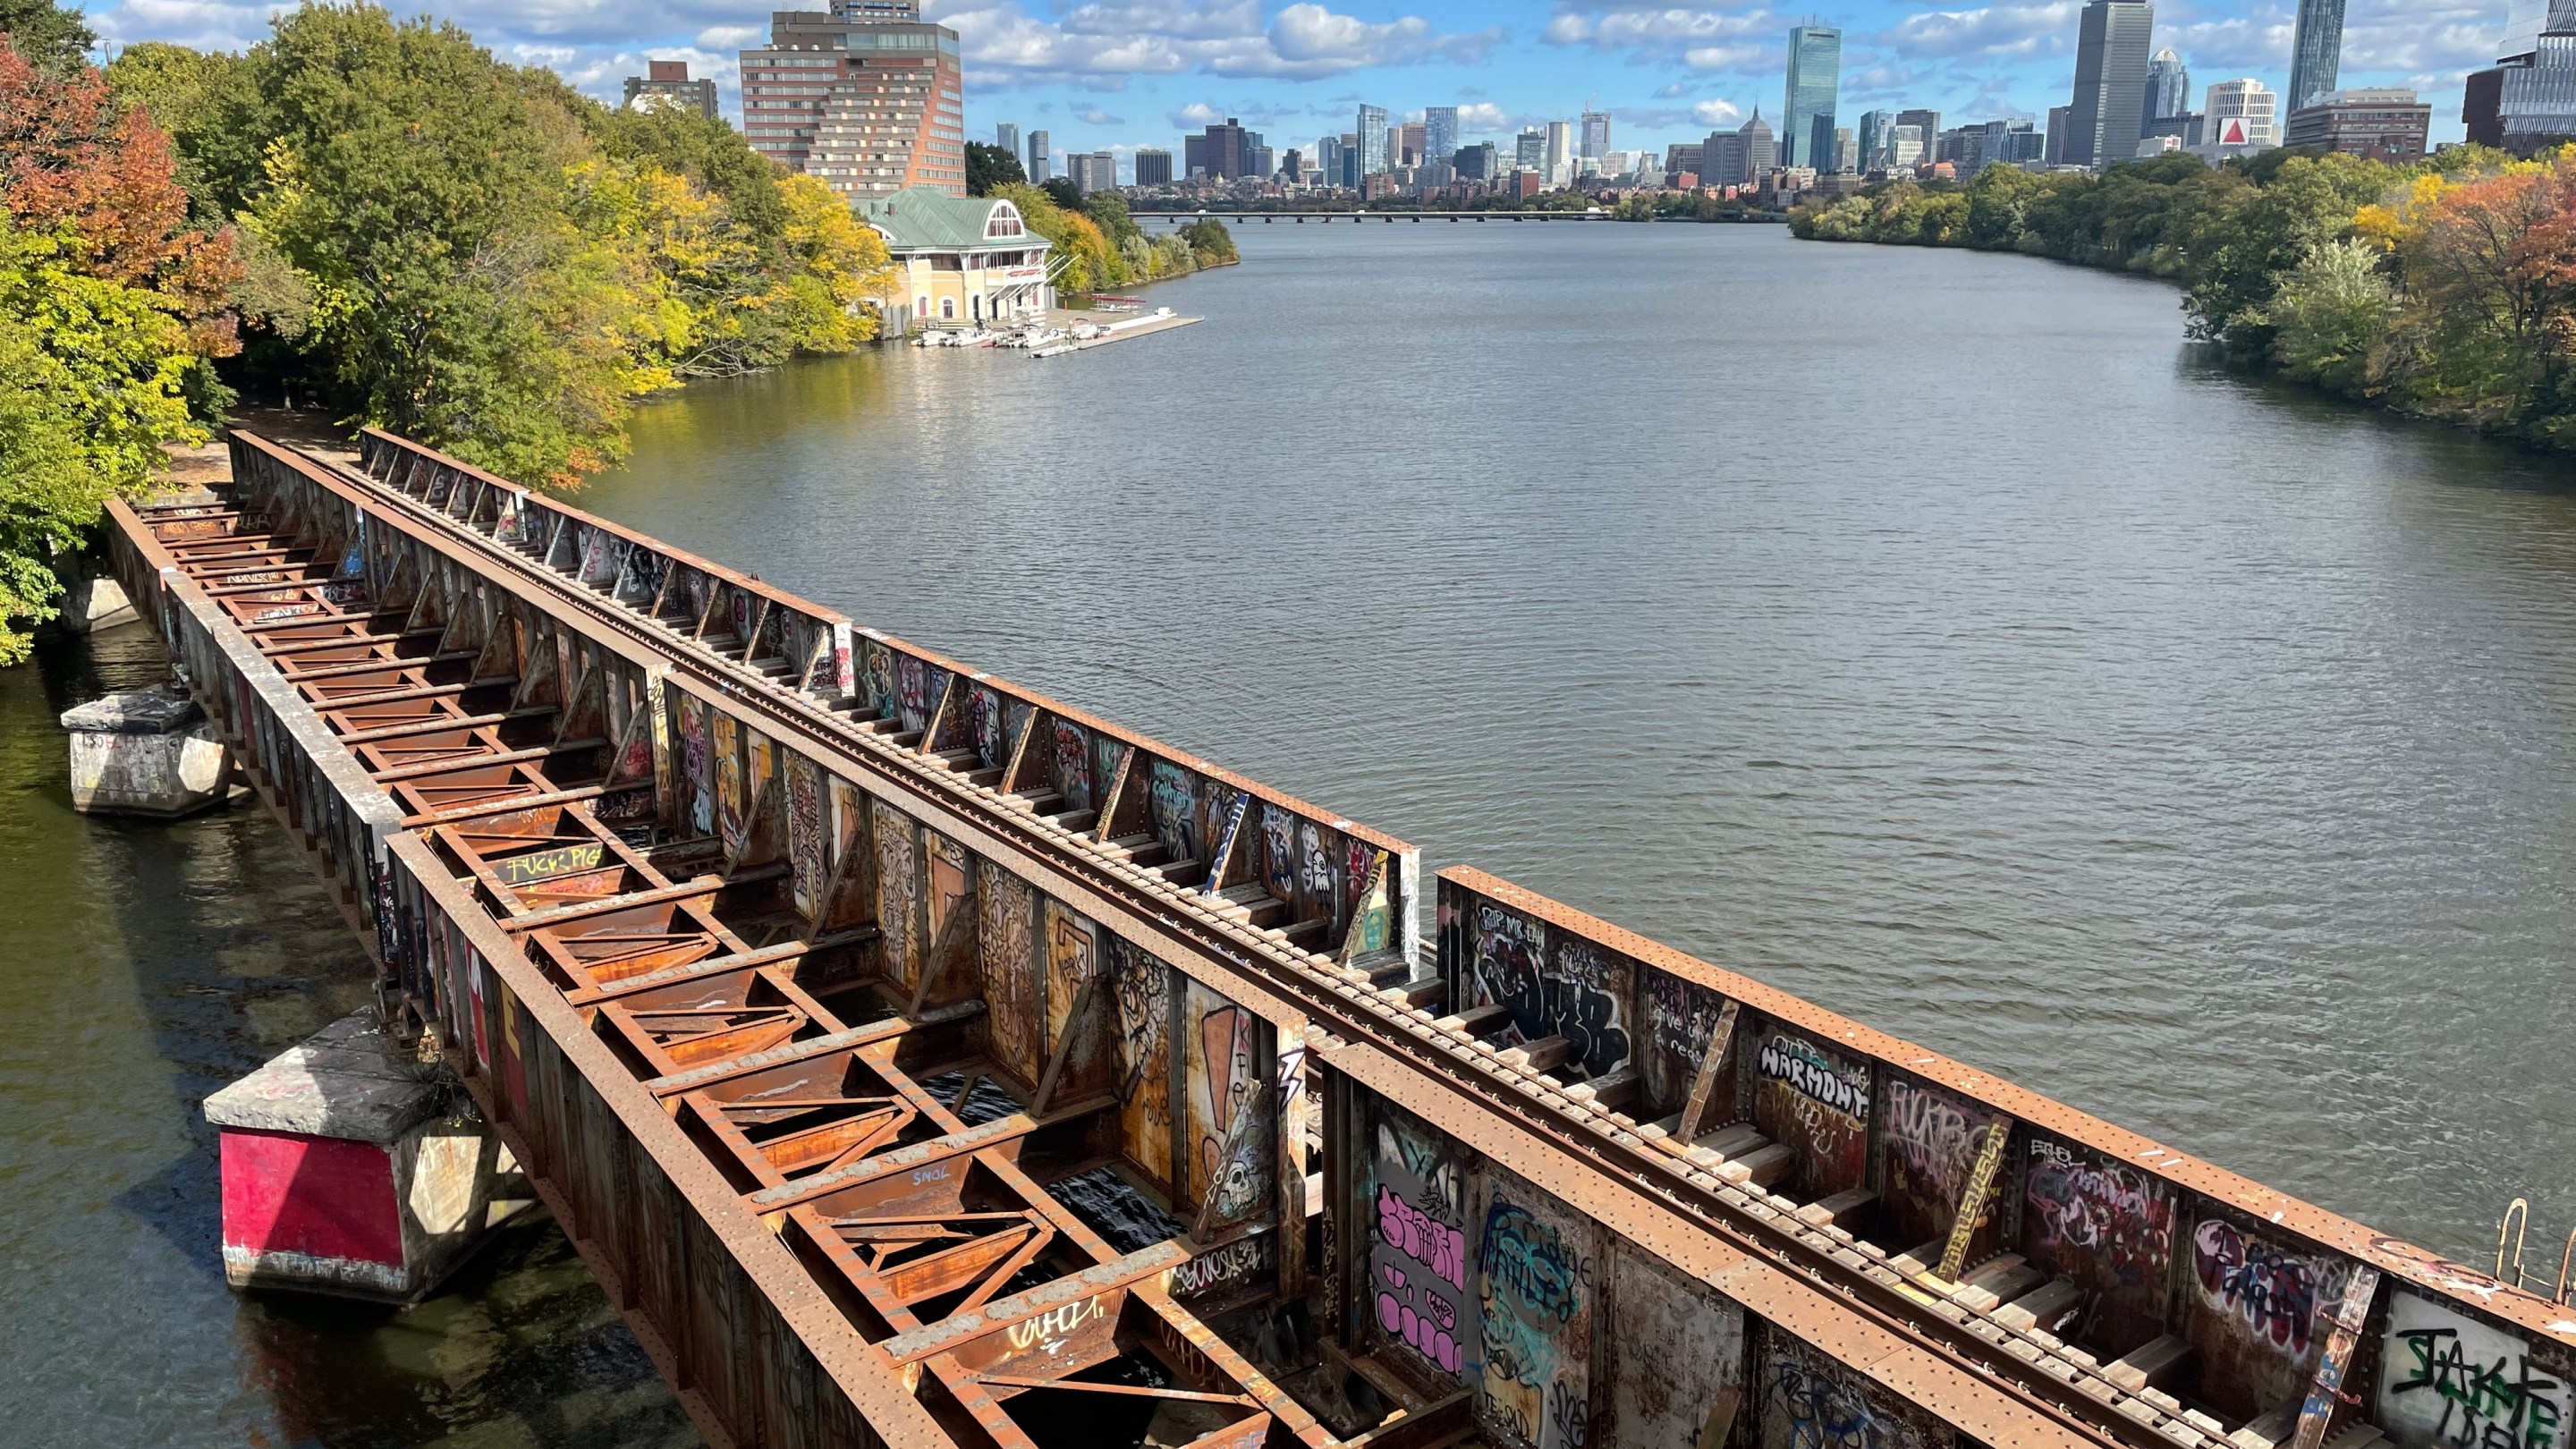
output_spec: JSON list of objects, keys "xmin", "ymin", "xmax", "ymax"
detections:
[
  {"xmin": 1962, "ymin": 162, "xmax": 2049, "ymax": 250},
  {"xmin": 1179, "ymin": 216, "xmax": 1235, "ymax": 265},
  {"xmin": 200, "ymin": 7, "xmax": 592, "ymax": 477},
  {"xmin": 2261, "ymin": 239, "xmax": 2398, "ymax": 395},
  {"xmin": 1040, "ymin": 175, "xmax": 1082, "ymax": 212},
  {"xmin": 964, "ymin": 140, "xmax": 1022, "ymax": 196},
  {"xmin": 587, "ymin": 96, "xmax": 788, "ymax": 238},
  {"xmin": 139, "ymin": 4, "xmax": 892, "ymax": 486},
  {"xmin": 2183, "ymin": 153, "xmax": 2391, "ymax": 352},
  {"xmin": 0, "ymin": 0, "xmax": 89, "ymax": 75},
  {"xmin": 0, "ymin": 40, "xmax": 238, "ymax": 660}
]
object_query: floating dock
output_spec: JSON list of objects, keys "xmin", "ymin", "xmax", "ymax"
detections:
[{"xmin": 1035, "ymin": 312, "xmax": 1201, "ymax": 358}]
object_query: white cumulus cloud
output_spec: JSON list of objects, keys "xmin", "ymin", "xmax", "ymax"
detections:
[{"xmin": 1870, "ymin": 4, "xmax": 2080, "ymax": 61}]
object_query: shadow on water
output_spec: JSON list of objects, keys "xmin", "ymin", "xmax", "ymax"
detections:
[
  {"xmin": 0, "ymin": 625, "xmax": 697, "ymax": 1448},
  {"xmin": 2174, "ymin": 340, "xmax": 2576, "ymax": 498}
]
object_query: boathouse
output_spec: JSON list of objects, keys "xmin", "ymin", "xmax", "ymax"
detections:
[{"xmin": 853, "ymin": 187, "xmax": 1054, "ymax": 331}]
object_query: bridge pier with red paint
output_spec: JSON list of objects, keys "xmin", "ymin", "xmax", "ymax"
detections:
[{"xmin": 206, "ymin": 1010, "xmax": 529, "ymax": 1301}]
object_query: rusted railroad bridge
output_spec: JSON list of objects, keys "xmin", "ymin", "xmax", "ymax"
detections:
[{"xmin": 102, "ymin": 428, "xmax": 2576, "ymax": 1449}]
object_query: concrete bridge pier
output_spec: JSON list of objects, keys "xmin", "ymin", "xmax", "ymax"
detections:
[
  {"xmin": 60, "ymin": 687, "xmax": 233, "ymax": 818},
  {"xmin": 50, "ymin": 569, "xmax": 138, "ymax": 635},
  {"xmin": 204, "ymin": 1010, "xmax": 533, "ymax": 1302}
]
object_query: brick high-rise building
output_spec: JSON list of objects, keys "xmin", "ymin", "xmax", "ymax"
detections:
[
  {"xmin": 1186, "ymin": 117, "xmax": 1254, "ymax": 178},
  {"xmin": 2284, "ymin": 88, "xmax": 2430, "ymax": 162},
  {"xmin": 623, "ymin": 60, "xmax": 718, "ymax": 119},
  {"xmin": 739, "ymin": 6, "xmax": 967, "ymax": 199}
]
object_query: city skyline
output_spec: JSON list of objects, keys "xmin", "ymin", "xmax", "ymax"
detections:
[{"xmin": 78, "ymin": 0, "xmax": 2496, "ymax": 165}]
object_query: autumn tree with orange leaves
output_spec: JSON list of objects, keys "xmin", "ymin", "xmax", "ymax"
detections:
[
  {"xmin": 0, "ymin": 35, "xmax": 241, "ymax": 661},
  {"xmin": 2373, "ymin": 157, "xmax": 2576, "ymax": 437}
]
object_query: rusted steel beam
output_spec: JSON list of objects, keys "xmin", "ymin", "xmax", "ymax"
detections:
[
  {"xmin": 197, "ymin": 428, "xmax": 2576, "ymax": 1449},
  {"xmin": 296, "ymin": 437, "xmax": 2170, "ymax": 1443},
  {"xmin": 387, "ymin": 834, "xmax": 960, "ymax": 1449},
  {"xmin": 563, "ymin": 928, "xmax": 878, "ymax": 1005},
  {"xmin": 400, "ymin": 784, "xmax": 609, "ymax": 827},
  {"xmin": 339, "ymin": 707, "xmax": 556, "ymax": 744},
  {"xmin": 371, "ymin": 740, "xmax": 605, "ymax": 784},
  {"xmin": 1436, "ymin": 865, "xmax": 2576, "ymax": 1349},
  {"xmin": 146, "ymin": 459, "xmax": 2153, "ymax": 1444},
  {"xmin": 873, "ymin": 1244, "xmax": 1191, "ymax": 1367},
  {"xmin": 281, "ymin": 650, "xmax": 476, "ymax": 682}
]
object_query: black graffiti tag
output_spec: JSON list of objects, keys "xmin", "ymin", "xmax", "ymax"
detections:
[{"xmin": 2391, "ymin": 1327, "xmax": 2567, "ymax": 1448}]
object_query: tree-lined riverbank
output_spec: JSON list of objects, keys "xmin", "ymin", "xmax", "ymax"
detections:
[{"xmin": 1792, "ymin": 148, "xmax": 2576, "ymax": 452}]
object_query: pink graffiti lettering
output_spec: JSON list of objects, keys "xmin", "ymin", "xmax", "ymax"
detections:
[
  {"xmin": 1377, "ymin": 1184, "xmax": 1466, "ymax": 1288},
  {"xmin": 1377, "ymin": 1267, "xmax": 1462, "ymax": 1372}
]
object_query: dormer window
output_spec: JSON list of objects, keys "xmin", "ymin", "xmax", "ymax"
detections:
[{"xmin": 984, "ymin": 202, "xmax": 1025, "ymax": 239}]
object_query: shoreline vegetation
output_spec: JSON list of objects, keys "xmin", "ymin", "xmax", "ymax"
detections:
[
  {"xmin": 960, "ymin": 148, "xmax": 1240, "ymax": 298},
  {"xmin": 0, "ymin": 3, "xmax": 1236, "ymax": 662},
  {"xmin": 1791, "ymin": 146, "xmax": 2576, "ymax": 453}
]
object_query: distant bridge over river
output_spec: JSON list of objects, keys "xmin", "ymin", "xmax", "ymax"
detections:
[{"xmin": 1149, "ymin": 210, "xmax": 1615, "ymax": 223}]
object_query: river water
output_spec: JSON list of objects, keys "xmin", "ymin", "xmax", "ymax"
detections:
[{"xmin": 7, "ymin": 220, "xmax": 2574, "ymax": 1445}]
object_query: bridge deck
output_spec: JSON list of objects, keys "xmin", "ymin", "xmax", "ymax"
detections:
[{"xmin": 98, "ymin": 427, "xmax": 2574, "ymax": 1449}]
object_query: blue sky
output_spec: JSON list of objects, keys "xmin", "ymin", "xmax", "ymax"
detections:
[{"xmin": 89, "ymin": 0, "xmax": 2498, "ymax": 164}]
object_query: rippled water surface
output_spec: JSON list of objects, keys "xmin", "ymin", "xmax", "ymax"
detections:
[
  {"xmin": 0, "ymin": 636, "xmax": 695, "ymax": 1445},
  {"xmin": 7, "ymin": 220, "xmax": 2574, "ymax": 1444},
  {"xmin": 585, "ymin": 222, "xmax": 2576, "ymax": 1267}
]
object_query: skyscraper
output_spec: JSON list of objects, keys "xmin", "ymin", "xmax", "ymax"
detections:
[
  {"xmin": 1514, "ymin": 128, "xmax": 1546, "ymax": 172},
  {"xmin": 1744, "ymin": 109, "xmax": 1778, "ymax": 176},
  {"xmin": 2066, "ymin": 0, "xmax": 2155, "ymax": 167},
  {"xmin": 738, "ymin": 10, "xmax": 966, "ymax": 198},
  {"xmin": 1358, "ymin": 104, "xmax": 1390, "ymax": 175},
  {"xmin": 2198, "ymin": 78, "xmax": 2279, "ymax": 156},
  {"xmin": 1068, "ymin": 151, "xmax": 1117, "ymax": 194},
  {"xmin": 2505, "ymin": 0, "xmax": 2555, "ymax": 55},
  {"xmin": 2285, "ymin": 0, "xmax": 2347, "ymax": 114},
  {"xmin": 1425, "ymin": 106, "xmax": 1459, "ymax": 167},
  {"xmin": 1133, "ymin": 148, "xmax": 1172, "ymax": 185},
  {"xmin": 1190, "ymin": 117, "xmax": 1253, "ymax": 178},
  {"xmin": 1856, "ymin": 109, "xmax": 1895, "ymax": 168},
  {"xmin": 2146, "ymin": 48, "xmax": 2189, "ymax": 121},
  {"xmin": 1580, "ymin": 110, "xmax": 1611, "ymax": 163},
  {"xmin": 2478, "ymin": 0, "xmax": 2576, "ymax": 155},
  {"xmin": 1028, "ymin": 130, "xmax": 1050, "ymax": 182},
  {"xmin": 1394, "ymin": 121, "xmax": 1427, "ymax": 166},
  {"xmin": 2045, "ymin": 105, "xmax": 2074, "ymax": 164},
  {"xmin": 1700, "ymin": 128, "xmax": 1735, "ymax": 186},
  {"xmin": 1317, "ymin": 135, "xmax": 1344, "ymax": 185},
  {"xmin": 996, "ymin": 122, "xmax": 1020, "ymax": 157},
  {"xmin": 1704, "ymin": 108, "xmax": 1776, "ymax": 186},
  {"xmin": 1895, "ymin": 108, "xmax": 1941, "ymax": 155},
  {"xmin": 1544, "ymin": 120, "xmax": 1573, "ymax": 183},
  {"xmin": 1783, "ymin": 25, "xmax": 1842, "ymax": 169}
]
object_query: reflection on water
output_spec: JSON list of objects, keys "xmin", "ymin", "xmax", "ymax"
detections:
[
  {"xmin": 0, "ymin": 630, "xmax": 695, "ymax": 1447},
  {"xmin": 590, "ymin": 223, "xmax": 2576, "ymax": 1274}
]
